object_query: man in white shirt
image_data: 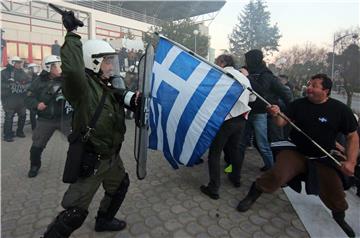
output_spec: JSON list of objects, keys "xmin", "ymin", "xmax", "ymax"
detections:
[{"xmin": 201, "ymin": 54, "xmax": 256, "ymax": 199}]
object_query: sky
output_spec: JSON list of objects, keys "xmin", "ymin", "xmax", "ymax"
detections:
[{"xmin": 209, "ymin": 0, "xmax": 359, "ymax": 57}]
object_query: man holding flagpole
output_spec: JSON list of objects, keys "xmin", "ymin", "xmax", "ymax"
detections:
[
  {"xmin": 237, "ymin": 74, "xmax": 358, "ymax": 237},
  {"xmin": 200, "ymin": 54, "xmax": 256, "ymax": 200}
]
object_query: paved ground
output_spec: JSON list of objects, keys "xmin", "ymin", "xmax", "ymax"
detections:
[{"xmin": 1, "ymin": 120, "xmax": 309, "ymax": 238}]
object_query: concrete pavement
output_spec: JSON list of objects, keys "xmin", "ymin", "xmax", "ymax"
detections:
[{"xmin": 1, "ymin": 120, "xmax": 309, "ymax": 238}]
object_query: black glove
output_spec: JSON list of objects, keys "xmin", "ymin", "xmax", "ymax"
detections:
[
  {"xmin": 130, "ymin": 91, "xmax": 142, "ymax": 108},
  {"xmin": 132, "ymin": 92, "xmax": 142, "ymax": 127},
  {"xmin": 62, "ymin": 10, "xmax": 84, "ymax": 32}
]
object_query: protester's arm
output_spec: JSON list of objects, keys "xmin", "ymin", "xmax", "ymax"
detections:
[
  {"xmin": 271, "ymin": 78, "xmax": 293, "ymax": 105},
  {"xmin": 341, "ymin": 130, "xmax": 359, "ymax": 176},
  {"xmin": 266, "ymin": 105, "xmax": 288, "ymax": 127}
]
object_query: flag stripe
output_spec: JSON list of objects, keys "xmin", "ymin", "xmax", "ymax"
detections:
[
  {"xmin": 158, "ymin": 81, "xmax": 179, "ymax": 168},
  {"xmin": 179, "ymin": 75, "xmax": 244, "ymax": 165},
  {"xmin": 173, "ymin": 68, "xmax": 222, "ymax": 163},
  {"xmin": 149, "ymin": 96, "xmax": 159, "ymax": 149},
  {"xmin": 166, "ymin": 61, "xmax": 215, "ymax": 160},
  {"xmin": 169, "ymin": 51, "xmax": 200, "ymax": 81},
  {"xmin": 187, "ymin": 80, "xmax": 244, "ymax": 165},
  {"xmin": 149, "ymin": 36, "xmax": 245, "ymax": 168},
  {"xmin": 155, "ymin": 38, "xmax": 173, "ymax": 64}
]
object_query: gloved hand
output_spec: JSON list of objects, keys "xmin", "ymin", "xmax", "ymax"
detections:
[
  {"xmin": 130, "ymin": 91, "xmax": 142, "ymax": 108},
  {"xmin": 132, "ymin": 92, "xmax": 143, "ymax": 127},
  {"xmin": 62, "ymin": 10, "xmax": 84, "ymax": 32}
]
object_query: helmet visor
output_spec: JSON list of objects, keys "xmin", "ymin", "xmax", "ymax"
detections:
[{"xmin": 100, "ymin": 55, "xmax": 120, "ymax": 79}]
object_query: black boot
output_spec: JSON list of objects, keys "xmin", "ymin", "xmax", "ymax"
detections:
[
  {"xmin": 16, "ymin": 112, "xmax": 26, "ymax": 137},
  {"xmin": 200, "ymin": 185, "xmax": 220, "ymax": 200},
  {"xmin": 332, "ymin": 211, "xmax": 355, "ymax": 238},
  {"xmin": 3, "ymin": 111, "xmax": 14, "ymax": 142},
  {"xmin": 43, "ymin": 207, "xmax": 88, "ymax": 238},
  {"xmin": 95, "ymin": 212, "xmax": 126, "ymax": 232},
  {"xmin": 95, "ymin": 173, "xmax": 129, "ymax": 232},
  {"xmin": 28, "ymin": 147, "xmax": 43, "ymax": 178},
  {"xmin": 237, "ymin": 182, "xmax": 262, "ymax": 212},
  {"xmin": 3, "ymin": 136, "xmax": 14, "ymax": 142},
  {"xmin": 16, "ymin": 130, "xmax": 26, "ymax": 138}
]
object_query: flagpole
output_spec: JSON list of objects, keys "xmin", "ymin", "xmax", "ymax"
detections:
[
  {"xmin": 154, "ymin": 33, "xmax": 341, "ymax": 167},
  {"xmin": 154, "ymin": 33, "xmax": 235, "ymax": 78}
]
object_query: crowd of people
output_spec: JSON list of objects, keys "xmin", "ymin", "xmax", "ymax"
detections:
[
  {"xmin": 1, "ymin": 10, "xmax": 359, "ymax": 238},
  {"xmin": 116, "ymin": 47, "xmax": 143, "ymax": 72}
]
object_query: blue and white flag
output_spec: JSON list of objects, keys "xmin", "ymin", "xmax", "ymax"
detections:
[{"xmin": 149, "ymin": 37, "xmax": 245, "ymax": 169}]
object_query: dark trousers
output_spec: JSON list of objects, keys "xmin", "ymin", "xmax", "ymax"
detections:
[
  {"xmin": 62, "ymin": 154, "xmax": 126, "ymax": 211},
  {"xmin": 3, "ymin": 104, "xmax": 26, "ymax": 138},
  {"xmin": 31, "ymin": 118, "xmax": 72, "ymax": 148},
  {"xmin": 256, "ymin": 150, "xmax": 348, "ymax": 212},
  {"xmin": 30, "ymin": 109, "xmax": 37, "ymax": 130},
  {"xmin": 207, "ymin": 116, "xmax": 246, "ymax": 193}
]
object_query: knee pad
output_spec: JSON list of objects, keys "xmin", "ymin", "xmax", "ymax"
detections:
[{"xmin": 43, "ymin": 207, "xmax": 88, "ymax": 238}]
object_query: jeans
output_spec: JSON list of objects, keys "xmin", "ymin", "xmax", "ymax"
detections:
[{"xmin": 240, "ymin": 113, "xmax": 274, "ymax": 168}]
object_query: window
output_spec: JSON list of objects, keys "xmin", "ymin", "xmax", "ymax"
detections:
[
  {"xmin": 42, "ymin": 46, "xmax": 51, "ymax": 58},
  {"xmin": 6, "ymin": 42, "xmax": 17, "ymax": 58},
  {"xmin": 32, "ymin": 45, "xmax": 42, "ymax": 60},
  {"xmin": 18, "ymin": 43, "xmax": 28, "ymax": 59}
]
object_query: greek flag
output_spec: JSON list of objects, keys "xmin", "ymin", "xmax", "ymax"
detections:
[{"xmin": 149, "ymin": 37, "xmax": 244, "ymax": 169}]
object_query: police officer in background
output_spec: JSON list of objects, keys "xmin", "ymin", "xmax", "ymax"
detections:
[
  {"xmin": 26, "ymin": 63, "xmax": 41, "ymax": 130},
  {"xmin": 25, "ymin": 55, "xmax": 73, "ymax": 178},
  {"xmin": 43, "ymin": 10, "xmax": 141, "ymax": 237},
  {"xmin": 1, "ymin": 56, "xmax": 29, "ymax": 142}
]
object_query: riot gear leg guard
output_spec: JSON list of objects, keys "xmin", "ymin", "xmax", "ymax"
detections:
[
  {"xmin": 43, "ymin": 207, "xmax": 88, "ymax": 238},
  {"xmin": 16, "ymin": 111, "xmax": 26, "ymax": 137},
  {"xmin": 95, "ymin": 173, "xmax": 129, "ymax": 232},
  {"xmin": 28, "ymin": 146, "xmax": 43, "ymax": 178},
  {"xmin": 3, "ymin": 110, "xmax": 15, "ymax": 142}
]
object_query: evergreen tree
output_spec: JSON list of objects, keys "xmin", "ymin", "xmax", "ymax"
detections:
[{"xmin": 229, "ymin": 0, "xmax": 281, "ymax": 56}]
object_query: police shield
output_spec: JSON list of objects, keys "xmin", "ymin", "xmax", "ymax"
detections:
[{"xmin": 134, "ymin": 44, "xmax": 154, "ymax": 180}]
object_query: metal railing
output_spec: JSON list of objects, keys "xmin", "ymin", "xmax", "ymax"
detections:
[{"xmin": 71, "ymin": 1, "xmax": 163, "ymax": 26}]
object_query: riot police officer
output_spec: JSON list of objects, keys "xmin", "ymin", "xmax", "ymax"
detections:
[
  {"xmin": 43, "ymin": 10, "xmax": 141, "ymax": 237},
  {"xmin": 25, "ymin": 55, "xmax": 73, "ymax": 178},
  {"xmin": 26, "ymin": 63, "xmax": 41, "ymax": 130},
  {"xmin": 1, "ymin": 56, "xmax": 29, "ymax": 142}
]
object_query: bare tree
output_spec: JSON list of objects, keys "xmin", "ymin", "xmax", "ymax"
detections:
[
  {"xmin": 327, "ymin": 27, "xmax": 359, "ymax": 106},
  {"xmin": 274, "ymin": 44, "xmax": 328, "ymax": 97}
]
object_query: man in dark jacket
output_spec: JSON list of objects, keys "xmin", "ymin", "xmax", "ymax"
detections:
[
  {"xmin": 239, "ymin": 49, "xmax": 292, "ymax": 172},
  {"xmin": 25, "ymin": 55, "xmax": 73, "ymax": 178},
  {"xmin": 43, "ymin": 10, "xmax": 141, "ymax": 238},
  {"xmin": 1, "ymin": 56, "xmax": 29, "ymax": 142}
]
